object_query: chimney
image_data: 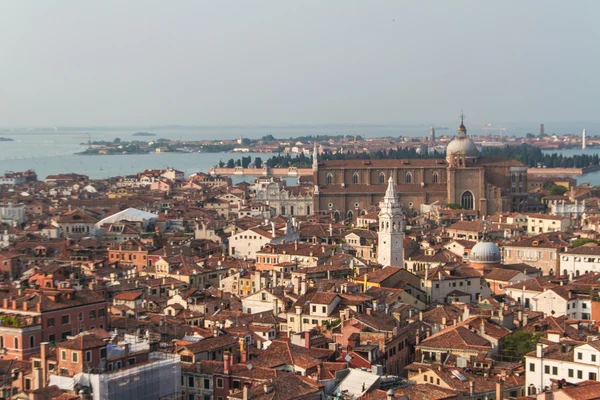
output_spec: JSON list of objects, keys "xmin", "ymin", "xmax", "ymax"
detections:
[
  {"xmin": 386, "ymin": 389, "xmax": 395, "ymax": 400},
  {"xmin": 34, "ymin": 367, "xmax": 42, "ymax": 390},
  {"xmin": 523, "ymin": 313, "xmax": 528, "ymax": 327},
  {"xmin": 441, "ymin": 317, "xmax": 447, "ymax": 327},
  {"xmin": 224, "ymin": 352, "xmax": 231, "ymax": 374},
  {"xmin": 294, "ymin": 276, "xmax": 301, "ymax": 295},
  {"xmin": 41, "ymin": 342, "xmax": 49, "ymax": 385},
  {"xmin": 264, "ymin": 383, "xmax": 274, "ymax": 394},
  {"xmin": 536, "ymin": 343, "xmax": 544, "ymax": 358},
  {"xmin": 415, "ymin": 331, "xmax": 420, "ymax": 345},
  {"xmin": 300, "ymin": 279, "xmax": 307, "ymax": 296},
  {"xmin": 243, "ymin": 382, "xmax": 252, "ymax": 400},
  {"xmin": 496, "ymin": 379, "xmax": 504, "ymax": 400},
  {"xmin": 240, "ymin": 338, "xmax": 248, "ymax": 363},
  {"xmin": 366, "ymin": 308, "xmax": 372, "ymax": 316},
  {"xmin": 271, "ymin": 222, "xmax": 276, "ymax": 238},
  {"xmin": 304, "ymin": 330, "xmax": 311, "ymax": 348},
  {"xmin": 372, "ymin": 299, "xmax": 378, "ymax": 311},
  {"xmin": 480, "ymin": 319, "xmax": 485, "ymax": 335},
  {"xmin": 419, "ymin": 311, "xmax": 423, "ymax": 321},
  {"xmin": 294, "ymin": 241, "xmax": 298, "ymax": 251},
  {"xmin": 2, "ymin": 298, "xmax": 7, "ymax": 308},
  {"xmin": 469, "ymin": 380, "xmax": 475, "ymax": 395}
]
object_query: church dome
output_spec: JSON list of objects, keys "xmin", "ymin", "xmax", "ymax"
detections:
[
  {"xmin": 470, "ymin": 241, "xmax": 501, "ymax": 264},
  {"xmin": 446, "ymin": 136, "xmax": 479, "ymax": 159}
]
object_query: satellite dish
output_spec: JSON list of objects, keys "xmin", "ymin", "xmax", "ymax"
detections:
[
  {"xmin": 344, "ymin": 355, "xmax": 352, "ymax": 362},
  {"xmin": 247, "ymin": 364, "xmax": 253, "ymax": 370}
]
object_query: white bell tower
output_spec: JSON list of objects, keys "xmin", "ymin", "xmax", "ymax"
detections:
[{"xmin": 377, "ymin": 177, "xmax": 404, "ymax": 267}]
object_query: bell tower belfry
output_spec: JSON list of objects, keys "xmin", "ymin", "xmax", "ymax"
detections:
[{"xmin": 377, "ymin": 177, "xmax": 404, "ymax": 267}]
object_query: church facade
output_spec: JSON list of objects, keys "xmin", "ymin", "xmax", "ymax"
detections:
[{"xmin": 313, "ymin": 118, "xmax": 528, "ymax": 219}]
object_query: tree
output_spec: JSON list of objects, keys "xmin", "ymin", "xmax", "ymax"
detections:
[
  {"xmin": 226, "ymin": 159, "xmax": 235, "ymax": 168},
  {"xmin": 446, "ymin": 203, "xmax": 463, "ymax": 210},
  {"xmin": 255, "ymin": 157, "xmax": 263, "ymax": 168},
  {"xmin": 550, "ymin": 185, "xmax": 568, "ymax": 196},
  {"xmin": 573, "ymin": 238, "xmax": 597, "ymax": 248},
  {"xmin": 113, "ymin": 137, "xmax": 121, "ymax": 143},
  {"xmin": 501, "ymin": 331, "xmax": 543, "ymax": 361},
  {"xmin": 218, "ymin": 160, "xmax": 225, "ymax": 168}
]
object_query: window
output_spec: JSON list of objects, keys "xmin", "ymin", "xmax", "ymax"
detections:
[
  {"xmin": 312, "ymin": 319, "xmax": 318, "ymax": 324},
  {"xmin": 327, "ymin": 173, "xmax": 333, "ymax": 185},
  {"xmin": 529, "ymin": 363, "xmax": 535, "ymax": 372},
  {"xmin": 89, "ymin": 310, "xmax": 96, "ymax": 319},
  {"xmin": 590, "ymin": 372, "xmax": 597, "ymax": 381},
  {"xmin": 49, "ymin": 334, "xmax": 55, "ymax": 343},
  {"xmin": 98, "ymin": 309, "xmax": 105, "ymax": 318},
  {"xmin": 100, "ymin": 348, "xmax": 107, "ymax": 359},
  {"xmin": 552, "ymin": 367, "xmax": 558, "ymax": 375},
  {"xmin": 322, "ymin": 306, "xmax": 326, "ymax": 313},
  {"xmin": 181, "ymin": 355, "xmax": 193, "ymax": 363},
  {"xmin": 568, "ymin": 369, "xmax": 574, "ymax": 378},
  {"xmin": 61, "ymin": 350, "xmax": 67, "ymax": 361},
  {"xmin": 204, "ymin": 378, "xmax": 210, "ymax": 389},
  {"xmin": 29, "ymin": 336, "xmax": 35, "ymax": 348},
  {"xmin": 188, "ymin": 376, "xmax": 195, "ymax": 388},
  {"xmin": 405, "ymin": 172, "xmax": 412, "ymax": 184},
  {"xmin": 379, "ymin": 173, "xmax": 385, "ymax": 184},
  {"xmin": 61, "ymin": 315, "xmax": 69, "ymax": 325},
  {"xmin": 578, "ymin": 352, "xmax": 583, "ymax": 360},
  {"xmin": 85, "ymin": 350, "xmax": 92, "ymax": 363},
  {"xmin": 593, "ymin": 354, "xmax": 597, "ymax": 362},
  {"xmin": 72, "ymin": 352, "xmax": 78, "ymax": 363},
  {"xmin": 352, "ymin": 172, "xmax": 359, "ymax": 184},
  {"xmin": 578, "ymin": 370, "xmax": 583, "ymax": 379},
  {"xmin": 216, "ymin": 378, "xmax": 224, "ymax": 389},
  {"xmin": 461, "ymin": 191, "xmax": 474, "ymax": 210},
  {"xmin": 544, "ymin": 365, "xmax": 550, "ymax": 374},
  {"xmin": 48, "ymin": 318, "xmax": 55, "ymax": 328},
  {"xmin": 14, "ymin": 337, "xmax": 18, "ymax": 349},
  {"xmin": 433, "ymin": 172, "xmax": 439, "ymax": 183},
  {"xmin": 312, "ymin": 305, "xmax": 316, "ymax": 312},
  {"xmin": 78, "ymin": 312, "xmax": 83, "ymax": 321},
  {"xmin": 233, "ymin": 380, "xmax": 241, "ymax": 389},
  {"xmin": 25, "ymin": 378, "xmax": 31, "ymax": 391}
]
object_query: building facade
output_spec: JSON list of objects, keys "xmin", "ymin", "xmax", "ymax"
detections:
[{"xmin": 313, "ymin": 117, "xmax": 528, "ymax": 219}]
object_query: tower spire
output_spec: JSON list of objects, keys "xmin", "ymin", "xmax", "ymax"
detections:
[
  {"xmin": 457, "ymin": 111, "xmax": 467, "ymax": 137},
  {"xmin": 384, "ymin": 176, "xmax": 398, "ymax": 204}
]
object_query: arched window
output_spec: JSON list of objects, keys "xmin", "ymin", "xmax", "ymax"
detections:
[
  {"xmin": 347, "ymin": 210, "xmax": 354, "ymax": 220},
  {"xmin": 326, "ymin": 173, "xmax": 333, "ymax": 185},
  {"xmin": 564, "ymin": 269, "xmax": 568, "ymax": 277},
  {"xmin": 379, "ymin": 172, "xmax": 385, "ymax": 184},
  {"xmin": 333, "ymin": 211, "xmax": 340, "ymax": 222},
  {"xmin": 29, "ymin": 336, "xmax": 35, "ymax": 349},
  {"xmin": 290, "ymin": 206, "xmax": 294, "ymax": 216},
  {"xmin": 306, "ymin": 206, "xmax": 310, "ymax": 215},
  {"xmin": 511, "ymin": 173, "xmax": 516, "ymax": 183},
  {"xmin": 14, "ymin": 337, "xmax": 18, "ymax": 349},
  {"xmin": 405, "ymin": 172, "xmax": 412, "ymax": 184},
  {"xmin": 352, "ymin": 172, "xmax": 359, "ymax": 184},
  {"xmin": 0, "ymin": 335, "xmax": 3, "ymax": 349},
  {"xmin": 433, "ymin": 172, "xmax": 439, "ymax": 184},
  {"xmin": 461, "ymin": 191, "xmax": 474, "ymax": 210},
  {"xmin": 281, "ymin": 206, "xmax": 286, "ymax": 215}
]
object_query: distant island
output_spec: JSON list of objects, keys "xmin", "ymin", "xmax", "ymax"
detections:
[
  {"xmin": 133, "ymin": 132, "xmax": 156, "ymax": 137},
  {"xmin": 0, "ymin": 137, "xmax": 14, "ymax": 142}
]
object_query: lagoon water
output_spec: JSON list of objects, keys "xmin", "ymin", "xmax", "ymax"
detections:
[{"xmin": 1, "ymin": 123, "xmax": 599, "ymax": 183}]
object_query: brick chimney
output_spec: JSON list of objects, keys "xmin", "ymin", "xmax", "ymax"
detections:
[
  {"xmin": 304, "ymin": 330, "xmax": 311, "ymax": 348},
  {"xmin": 496, "ymin": 378, "xmax": 504, "ymax": 400},
  {"xmin": 223, "ymin": 351, "xmax": 231, "ymax": 374},
  {"xmin": 240, "ymin": 338, "xmax": 248, "ymax": 363},
  {"xmin": 40, "ymin": 342, "xmax": 49, "ymax": 386}
]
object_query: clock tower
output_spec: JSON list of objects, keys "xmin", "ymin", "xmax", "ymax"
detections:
[{"xmin": 377, "ymin": 177, "xmax": 404, "ymax": 267}]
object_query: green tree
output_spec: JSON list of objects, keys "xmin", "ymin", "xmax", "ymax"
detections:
[
  {"xmin": 255, "ymin": 157, "xmax": 263, "ymax": 168},
  {"xmin": 226, "ymin": 159, "xmax": 235, "ymax": 168},
  {"xmin": 550, "ymin": 185, "xmax": 568, "ymax": 195},
  {"xmin": 573, "ymin": 238, "xmax": 597, "ymax": 248},
  {"xmin": 113, "ymin": 137, "xmax": 121, "ymax": 143},
  {"xmin": 446, "ymin": 203, "xmax": 463, "ymax": 210},
  {"xmin": 501, "ymin": 331, "xmax": 543, "ymax": 361}
]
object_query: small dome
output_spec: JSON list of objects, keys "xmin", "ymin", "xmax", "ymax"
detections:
[
  {"xmin": 471, "ymin": 241, "xmax": 501, "ymax": 263},
  {"xmin": 446, "ymin": 136, "xmax": 479, "ymax": 159}
]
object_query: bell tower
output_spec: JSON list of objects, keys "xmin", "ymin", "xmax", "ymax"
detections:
[{"xmin": 377, "ymin": 177, "xmax": 404, "ymax": 267}]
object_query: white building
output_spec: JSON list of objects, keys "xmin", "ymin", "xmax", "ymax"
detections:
[
  {"xmin": 0, "ymin": 203, "xmax": 26, "ymax": 225},
  {"xmin": 560, "ymin": 246, "xmax": 600, "ymax": 280},
  {"xmin": 228, "ymin": 222, "xmax": 299, "ymax": 259},
  {"xmin": 531, "ymin": 287, "xmax": 591, "ymax": 319},
  {"xmin": 525, "ymin": 340, "xmax": 600, "ymax": 395},
  {"xmin": 377, "ymin": 177, "xmax": 404, "ymax": 267},
  {"xmin": 548, "ymin": 199, "xmax": 586, "ymax": 219}
]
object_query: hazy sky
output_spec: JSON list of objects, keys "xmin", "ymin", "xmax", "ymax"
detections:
[{"xmin": 0, "ymin": 1, "xmax": 598, "ymax": 127}]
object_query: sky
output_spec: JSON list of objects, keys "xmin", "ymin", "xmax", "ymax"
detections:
[{"xmin": 0, "ymin": 1, "xmax": 598, "ymax": 127}]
